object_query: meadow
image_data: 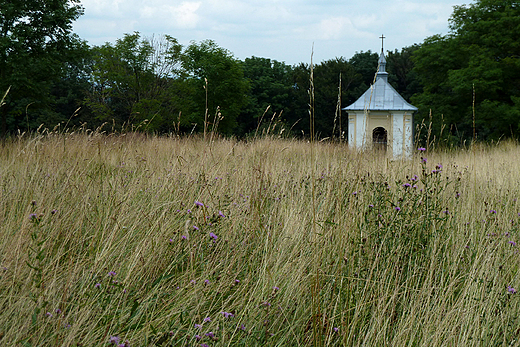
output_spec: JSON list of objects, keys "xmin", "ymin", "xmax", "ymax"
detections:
[{"xmin": 0, "ymin": 132, "xmax": 519, "ymax": 346}]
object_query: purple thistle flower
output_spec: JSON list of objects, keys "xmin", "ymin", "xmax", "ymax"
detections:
[
  {"xmin": 240, "ymin": 324, "xmax": 246, "ymax": 331},
  {"xmin": 368, "ymin": 204, "xmax": 374, "ymax": 208},
  {"xmin": 51, "ymin": 209, "xmax": 58, "ymax": 215},
  {"xmin": 194, "ymin": 324, "xmax": 202, "ymax": 329},
  {"xmin": 205, "ymin": 332, "xmax": 215, "ymax": 338},
  {"xmin": 218, "ymin": 211, "xmax": 225, "ymax": 218},
  {"xmin": 108, "ymin": 271, "xmax": 116, "ymax": 277},
  {"xmin": 220, "ymin": 311, "xmax": 234, "ymax": 318},
  {"xmin": 421, "ymin": 157, "xmax": 427, "ymax": 163},
  {"xmin": 209, "ymin": 232, "xmax": 218, "ymax": 240},
  {"xmin": 195, "ymin": 201, "xmax": 204, "ymax": 207},
  {"xmin": 109, "ymin": 336, "xmax": 120, "ymax": 345},
  {"xmin": 235, "ymin": 279, "xmax": 240, "ymax": 284},
  {"xmin": 181, "ymin": 235, "xmax": 187, "ymax": 240},
  {"xmin": 490, "ymin": 210, "xmax": 497, "ymax": 214},
  {"xmin": 333, "ymin": 327, "xmax": 339, "ymax": 333},
  {"xmin": 203, "ymin": 317, "xmax": 211, "ymax": 322},
  {"xmin": 200, "ymin": 344, "xmax": 209, "ymax": 347},
  {"xmin": 508, "ymin": 286, "xmax": 517, "ymax": 294},
  {"xmin": 95, "ymin": 283, "xmax": 101, "ymax": 288},
  {"xmin": 195, "ymin": 335, "xmax": 201, "ymax": 341},
  {"xmin": 394, "ymin": 206, "xmax": 401, "ymax": 212},
  {"xmin": 187, "ymin": 209, "xmax": 192, "ymax": 213},
  {"xmin": 273, "ymin": 286, "xmax": 279, "ymax": 291},
  {"xmin": 29, "ymin": 213, "xmax": 38, "ymax": 221},
  {"xmin": 418, "ymin": 147, "xmax": 426, "ymax": 152},
  {"xmin": 46, "ymin": 312, "xmax": 52, "ymax": 317},
  {"xmin": 402, "ymin": 183, "xmax": 411, "ymax": 188},
  {"xmin": 193, "ymin": 225, "xmax": 199, "ymax": 231},
  {"xmin": 204, "ymin": 279, "xmax": 210, "ymax": 285},
  {"xmin": 508, "ymin": 241, "xmax": 517, "ymax": 246},
  {"xmin": 169, "ymin": 238, "xmax": 174, "ymax": 243}
]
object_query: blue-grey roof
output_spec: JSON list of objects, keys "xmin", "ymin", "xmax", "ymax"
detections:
[{"xmin": 343, "ymin": 51, "xmax": 418, "ymax": 112}]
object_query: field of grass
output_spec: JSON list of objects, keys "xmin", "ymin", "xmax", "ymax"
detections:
[{"xmin": 1, "ymin": 133, "xmax": 519, "ymax": 346}]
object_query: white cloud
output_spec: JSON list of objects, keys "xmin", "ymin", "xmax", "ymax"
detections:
[{"xmin": 74, "ymin": 0, "xmax": 463, "ymax": 64}]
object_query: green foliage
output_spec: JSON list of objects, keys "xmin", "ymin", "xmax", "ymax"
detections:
[
  {"xmin": 0, "ymin": 0, "xmax": 86, "ymax": 135},
  {"xmin": 239, "ymin": 57, "xmax": 295, "ymax": 136},
  {"xmin": 181, "ymin": 40, "xmax": 249, "ymax": 135},
  {"xmin": 412, "ymin": 0, "xmax": 520, "ymax": 143},
  {"xmin": 84, "ymin": 32, "xmax": 184, "ymax": 132}
]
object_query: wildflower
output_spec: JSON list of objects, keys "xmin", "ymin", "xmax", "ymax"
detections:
[
  {"xmin": 333, "ymin": 327, "xmax": 339, "ymax": 333},
  {"xmin": 234, "ymin": 279, "xmax": 240, "ymax": 284},
  {"xmin": 108, "ymin": 271, "xmax": 116, "ymax": 277},
  {"xmin": 187, "ymin": 209, "xmax": 192, "ymax": 213},
  {"xmin": 200, "ymin": 344, "xmax": 209, "ymax": 347},
  {"xmin": 31, "ymin": 200, "xmax": 37, "ymax": 206},
  {"xmin": 209, "ymin": 232, "xmax": 218, "ymax": 240},
  {"xmin": 394, "ymin": 206, "xmax": 401, "ymax": 212},
  {"xmin": 190, "ymin": 280, "xmax": 196, "ymax": 285},
  {"xmin": 195, "ymin": 335, "xmax": 201, "ymax": 341},
  {"xmin": 195, "ymin": 201, "xmax": 204, "ymax": 207},
  {"xmin": 55, "ymin": 309, "xmax": 62, "ymax": 314},
  {"xmin": 418, "ymin": 147, "xmax": 426, "ymax": 152},
  {"xmin": 109, "ymin": 336, "xmax": 120, "ymax": 345},
  {"xmin": 95, "ymin": 283, "xmax": 101, "ymax": 288},
  {"xmin": 368, "ymin": 204, "xmax": 374, "ymax": 208},
  {"xmin": 194, "ymin": 324, "xmax": 202, "ymax": 329},
  {"xmin": 508, "ymin": 286, "xmax": 517, "ymax": 294},
  {"xmin": 203, "ymin": 317, "xmax": 211, "ymax": 322},
  {"xmin": 402, "ymin": 183, "xmax": 411, "ymax": 188},
  {"xmin": 490, "ymin": 210, "xmax": 497, "ymax": 214},
  {"xmin": 169, "ymin": 238, "xmax": 174, "ymax": 243},
  {"xmin": 181, "ymin": 235, "xmax": 187, "ymax": 240},
  {"xmin": 273, "ymin": 286, "xmax": 279, "ymax": 291},
  {"xmin": 218, "ymin": 211, "xmax": 225, "ymax": 218},
  {"xmin": 508, "ymin": 241, "xmax": 517, "ymax": 246},
  {"xmin": 204, "ymin": 279, "xmax": 210, "ymax": 285},
  {"xmin": 436, "ymin": 164, "xmax": 443, "ymax": 170},
  {"xmin": 421, "ymin": 157, "xmax": 427, "ymax": 163},
  {"xmin": 46, "ymin": 312, "xmax": 52, "ymax": 317},
  {"xmin": 240, "ymin": 324, "xmax": 246, "ymax": 331},
  {"xmin": 29, "ymin": 213, "xmax": 38, "ymax": 221},
  {"xmin": 51, "ymin": 209, "xmax": 58, "ymax": 215},
  {"xmin": 205, "ymin": 332, "xmax": 215, "ymax": 338},
  {"xmin": 221, "ymin": 311, "xmax": 234, "ymax": 318},
  {"xmin": 193, "ymin": 225, "xmax": 199, "ymax": 231}
]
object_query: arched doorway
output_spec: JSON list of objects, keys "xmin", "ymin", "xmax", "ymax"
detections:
[{"xmin": 372, "ymin": 127, "xmax": 387, "ymax": 151}]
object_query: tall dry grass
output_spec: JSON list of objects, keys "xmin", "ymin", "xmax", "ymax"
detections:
[{"xmin": 0, "ymin": 133, "xmax": 519, "ymax": 346}]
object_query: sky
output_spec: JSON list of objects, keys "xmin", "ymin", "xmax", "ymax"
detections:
[{"xmin": 72, "ymin": 0, "xmax": 466, "ymax": 66}]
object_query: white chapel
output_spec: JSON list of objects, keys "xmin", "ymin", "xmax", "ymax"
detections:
[{"xmin": 343, "ymin": 39, "xmax": 417, "ymax": 157}]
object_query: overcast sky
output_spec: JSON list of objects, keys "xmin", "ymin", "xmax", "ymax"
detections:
[{"xmin": 73, "ymin": 0, "xmax": 466, "ymax": 66}]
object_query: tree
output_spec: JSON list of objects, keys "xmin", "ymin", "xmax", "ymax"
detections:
[
  {"xmin": 0, "ymin": 0, "xmax": 85, "ymax": 135},
  {"xmin": 238, "ymin": 57, "xmax": 294, "ymax": 136},
  {"xmin": 412, "ymin": 0, "xmax": 520, "ymax": 142},
  {"xmin": 84, "ymin": 32, "xmax": 184, "ymax": 132},
  {"xmin": 181, "ymin": 40, "xmax": 249, "ymax": 135}
]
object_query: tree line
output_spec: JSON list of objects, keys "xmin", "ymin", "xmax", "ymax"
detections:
[{"xmin": 1, "ymin": 0, "xmax": 519, "ymax": 143}]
